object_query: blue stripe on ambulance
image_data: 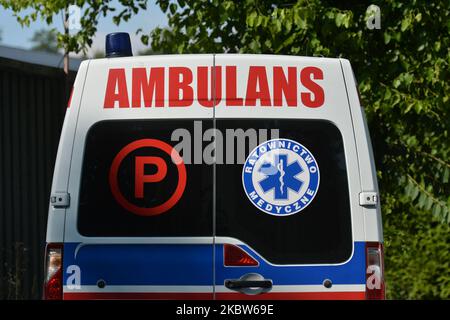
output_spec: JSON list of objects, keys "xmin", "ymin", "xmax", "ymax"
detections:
[
  {"xmin": 63, "ymin": 243, "xmax": 213, "ymax": 286},
  {"xmin": 63, "ymin": 242, "xmax": 365, "ymax": 286}
]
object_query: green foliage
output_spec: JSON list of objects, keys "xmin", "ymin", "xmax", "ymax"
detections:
[
  {"xmin": 384, "ymin": 193, "xmax": 450, "ymax": 299},
  {"xmin": 30, "ymin": 29, "xmax": 58, "ymax": 53},
  {"xmin": 138, "ymin": 47, "xmax": 161, "ymax": 56},
  {"xmin": 0, "ymin": 0, "xmax": 149, "ymax": 54},
  {"xmin": 150, "ymin": 0, "xmax": 450, "ymax": 298}
]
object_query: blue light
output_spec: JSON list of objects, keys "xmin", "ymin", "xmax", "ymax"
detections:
[{"xmin": 105, "ymin": 32, "xmax": 133, "ymax": 58}]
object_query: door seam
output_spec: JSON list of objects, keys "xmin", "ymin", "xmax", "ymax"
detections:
[{"xmin": 212, "ymin": 53, "xmax": 217, "ymax": 300}]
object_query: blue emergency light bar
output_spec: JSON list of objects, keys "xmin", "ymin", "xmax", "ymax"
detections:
[{"xmin": 105, "ymin": 32, "xmax": 133, "ymax": 58}]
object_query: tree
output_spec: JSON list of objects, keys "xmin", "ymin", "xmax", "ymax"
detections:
[
  {"xmin": 30, "ymin": 29, "xmax": 58, "ymax": 53},
  {"xmin": 149, "ymin": 0, "xmax": 450, "ymax": 298},
  {"xmin": 0, "ymin": 0, "xmax": 149, "ymax": 55},
  {"xmin": 1, "ymin": 0, "xmax": 149, "ymax": 99}
]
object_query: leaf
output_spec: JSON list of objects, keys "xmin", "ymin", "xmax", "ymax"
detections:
[
  {"xmin": 434, "ymin": 41, "xmax": 441, "ymax": 52},
  {"xmin": 275, "ymin": 18, "xmax": 282, "ymax": 31},
  {"xmin": 335, "ymin": 12, "xmax": 344, "ymax": 27},
  {"xmin": 414, "ymin": 101, "xmax": 423, "ymax": 113},
  {"xmin": 443, "ymin": 168, "xmax": 449, "ymax": 183},
  {"xmin": 384, "ymin": 32, "xmax": 391, "ymax": 44},
  {"xmin": 404, "ymin": 102, "xmax": 414, "ymax": 113},
  {"xmin": 159, "ymin": 0, "xmax": 169, "ymax": 13},
  {"xmin": 297, "ymin": 17, "xmax": 307, "ymax": 30},
  {"xmin": 247, "ymin": 11, "xmax": 257, "ymax": 27},
  {"xmin": 401, "ymin": 16, "xmax": 411, "ymax": 31},
  {"xmin": 255, "ymin": 15, "xmax": 263, "ymax": 28},
  {"xmin": 415, "ymin": 13, "xmax": 422, "ymax": 22},
  {"xmin": 432, "ymin": 204, "xmax": 441, "ymax": 218},
  {"xmin": 425, "ymin": 197, "xmax": 433, "ymax": 211},
  {"xmin": 285, "ymin": 19, "xmax": 292, "ymax": 33},
  {"xmin": 411, "ymin": 186, "xmax": 420, "ymax": 201},
  {"xmin": 405, "ymin": 180, "xmax": 413, "ymax": 197},
  {"xmin": 140, "ymin": 34, "xmax": 149, "ymax": 45},
  {"xmin": 418, "ymin": 193, "xmax": 427, "ymax": 208},
  {"xmin": 402, "ymin": 73, "xmax": 414, "ymax": 86},
  {"xmin": 169, "ymin": 3, "xmax": 177, "ymax": 15},
  {"xmin": 342, "ymin": 13, "xmax": 351, "ymax": 28}
]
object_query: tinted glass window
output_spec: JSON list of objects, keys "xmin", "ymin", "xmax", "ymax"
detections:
[
  {"xmin": 216, "ymin": 119, "xmax": 352, "ymax": 264},
  {"xmin": 78, "ymin": 120, "xmax": 212, "ymax": 237}
]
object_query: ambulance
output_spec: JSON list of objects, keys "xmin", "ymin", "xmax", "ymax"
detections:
[{"xmin": 44, "ymin": 32, "xmax": 384, "ymax": 300}]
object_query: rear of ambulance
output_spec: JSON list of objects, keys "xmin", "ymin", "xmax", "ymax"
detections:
[{"xmin": 43, "ymin": 48, "xmax": 384, "ymax": 299}]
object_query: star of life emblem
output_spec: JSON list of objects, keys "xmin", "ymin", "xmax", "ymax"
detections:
[{"xmin": 242, "ymin": 138, "xmax": 320, "ymax": 216}]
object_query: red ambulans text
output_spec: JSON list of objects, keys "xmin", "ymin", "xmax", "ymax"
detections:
[{"xmin": 103, "ymin": 66, "xmax": 324, "ymax": 109}]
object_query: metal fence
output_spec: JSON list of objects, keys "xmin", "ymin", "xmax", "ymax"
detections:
[{"xmin": 0, "ymin": 57, "xmax": 75, "ymax": 299}]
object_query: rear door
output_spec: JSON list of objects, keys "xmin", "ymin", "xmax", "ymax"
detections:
[
  {"xmin": 213, "ymin": 55, "xmax": 366, "ymax": 299},
  {"xmin": 63, "ymin": 56, "xmax": 215, "ymax": 299}
]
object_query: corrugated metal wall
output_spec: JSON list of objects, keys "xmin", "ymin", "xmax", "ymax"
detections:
[{"xmin": 0, "ymin": 57, "xmax": 75, "ymax": 299}]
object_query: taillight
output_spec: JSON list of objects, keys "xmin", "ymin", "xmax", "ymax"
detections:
[
  {"xmin": 67, "ymin": 87, "xmax": 74, "ymax": 109},
  {"xmin": 224, "ymin": 244, "xmax": 258, "ymax": 267},
  {"xmin": 365, "ymin": 242, "xmax": 385, "ymax": 300},
  {"xmin": 43, "ymin": 243, "xmax": 63, "ymax": 300}
]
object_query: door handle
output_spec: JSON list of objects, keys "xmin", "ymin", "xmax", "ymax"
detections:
[
  {"xmin": 224, "ymin": 273, "xmax": 273, "ymax": 295},
  {"xmin": 225, "ymin": 279, "xmax": 272, "ymax": 290}
]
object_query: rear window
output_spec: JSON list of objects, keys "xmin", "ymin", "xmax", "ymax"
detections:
[
  {"xmin": 77, "ymin": 118, "xmax": 352, "ymax": 264},
  {"xmin": 216, "ymin": 119, "xmax": 352, "ymax": 264}
]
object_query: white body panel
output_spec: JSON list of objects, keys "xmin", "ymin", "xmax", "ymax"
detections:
[
  {"xmin": 340, "ymin": 59, "xmax": 383, "ymax": 241},
  {"xmin": 46, "ymin": 60, "xmax": 90, "ymax": 243}
]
